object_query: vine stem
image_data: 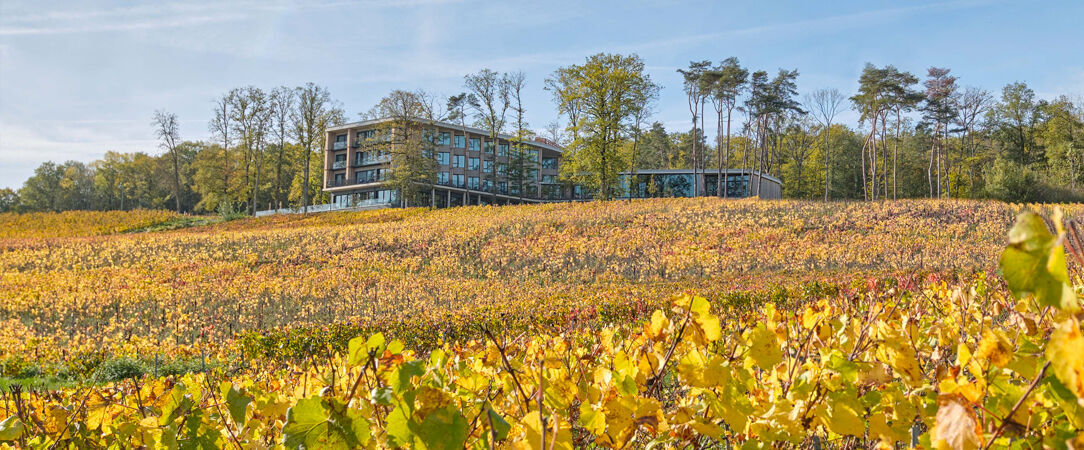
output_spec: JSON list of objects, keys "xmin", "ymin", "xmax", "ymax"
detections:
[
  {"xmin": 481, "ymin": 326, "xmax": 532, "ymax": 413},
  {"xmin": 646, "ymin": 308, "xmax": 690, "ymax": 398},
  {"xmin": 982, "ymin": 360, "xmax": 1050, "ymax": 450}
]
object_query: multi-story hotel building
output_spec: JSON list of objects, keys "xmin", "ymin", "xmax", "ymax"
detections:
[
  {"xmin": 320, "ymin": 117, "xmax": 781, "ymax": 211},
  {"xmin": 323, "ymin": 118, "xmax": 565, "ymax": 208}
]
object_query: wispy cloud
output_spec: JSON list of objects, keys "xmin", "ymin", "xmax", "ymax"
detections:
[
  {"xmin": 0, "ymin": 0, "xmax": 464, "ymax": 36},
  {"xmin": 622, "ymin": 0, "xmax": 1003, "ymax": 54}
]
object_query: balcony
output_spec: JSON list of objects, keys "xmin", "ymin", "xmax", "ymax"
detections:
[
  {"xmin": 327, "ymin": 178, "xmax": 350, "ymax": 188},
  {"xmin": 332, "ymin": 161, "xmax": 347, "ymax": 170},
  {"xmin": 355, "ymin": 175, "xmax": 386, "ymax": 184},
  {"xmin": 354, "ymin": 155, "xmax": 392, "ymax": 166},
  {"xmin": 332, "ymin": 141, "xmax": 347, "ymax": 151}
]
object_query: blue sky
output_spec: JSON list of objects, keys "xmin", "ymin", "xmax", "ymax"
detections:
[{"xmin": 1, "ymin": 0, "xmax": 1082, "ymax": 189}]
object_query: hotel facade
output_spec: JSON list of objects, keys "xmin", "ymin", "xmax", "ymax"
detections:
[
  {"xmin": 323, "ymin": 118, "xmax": 565, "ymax": 209},
  {"xmin": 321, "ymin": 117, "xmax": 781, "ymax": 210}
]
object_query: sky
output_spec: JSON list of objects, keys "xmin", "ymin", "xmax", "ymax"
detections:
[{"xmin": 1, "ymin": 0, "xmax": 1082, "ymax": 189}]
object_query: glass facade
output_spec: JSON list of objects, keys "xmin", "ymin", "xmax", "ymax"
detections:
[
  {"xmin": 622, "ymin": 172, "xmax": 755, "ymax": 199},
  {"xmin": 333, "ymin": 189, "xmax": 397, "ymax": 207}
]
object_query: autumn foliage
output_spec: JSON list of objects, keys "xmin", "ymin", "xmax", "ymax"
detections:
[{"xmin": 1, "ymin": 199, "xmax": 1084, "ymax": 448}]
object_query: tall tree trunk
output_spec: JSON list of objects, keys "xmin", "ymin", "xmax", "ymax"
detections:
[
  {"xmin": 893, "ymin": 109, "xmax": 901, "ymax": 199},
  {"xmin": 860, "ymin": 128, "xmax": 871, "ymax": 201},
  {"xmin": 171, "ymin": 150, "xmax": 182, "ymax": 213},
  {"xmin": 759, "ymin": 133, "xmax": 766, "ymax": 196},
  {"xmin": 823, "ymin": 122, "xmax": 831, "ymax": 201},
  {"xmin": 880, "ymin": 115, "xmax": 888, "ymax": 199},
  {"xmin": 928, "ymin": 124, "xmax": 935, "ymax": 198},
  {"xmin": 716, "ymin": 109, "xmax": 723, "ymax": 198},
  {"xmin": 741, "ymin": 128, "xmax": 749, "ymax": 196},
  {"xmin": 275, "ymin": 136, "xmax": 286, "ymax": 208},
  {"xmin": 936, "ymin": 124, "xmax": 943, "ymax": 198},
  {"xmin": 724, "ymin": 109, "xmax": 732, "ymax": 198},
  {"xmin": 251, "ymin": 149, "xmax": 260, "ymax": 215},
  {"xmin": 868, "ymin": 122, "xmax": 876, "ymax": 200},
  {"xmin": 698, "ymin": 97, "xmax": 705, "ymax": 197},
  {"xmin": 302, "ymin": 138, "xmax": 311, "ymax": 213}
]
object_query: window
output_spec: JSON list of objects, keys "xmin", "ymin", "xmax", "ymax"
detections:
[
  {"xmin": 356, "ymin": 169, "xmax": 385, "ymax": 184},
  {"xmin": 542, "ymin": 157, "xmax": 558, "ymax": 169},
  {"xmin": 333, "ymin": 153, "xmax": 347, "ymax": 170},
  {"xmin": 454, "ymin": 135, "xmax": 465, "ymax": 148},
  {"xmin": 357, "ymin": 130, "xmax": 376, "ymax": 140},
  {"xmin": 468, "ymin": 177, "xmax": 480, "ymax": 189},
  {"xmin": 351, "ymin": 189, "xmax": 397, "ymax": 204},
  {"xmin": 333, "ymin": 173, "xmax": 345, "ymax": 185},
  {"xmin": 439, "ymin": 132, "xmax": 451, "ymax": 146},
  {"xmin": 452, "ymin": 174, "xmax": 465, "ymax": 187},
  {"xmin": 542, "ymin": 184, "xmax": 561, "ymax": 199},
  {"xmin": 333, "ymin": 134, "xmax": 347, "ymax": 150},
  {"xmin": 542, "ymin": 175, "xmax": 557, "ymax": 184},
  {"xmin": 497, "ymin": 181, "xmax": 508, "ymax": 194},
  {"xmin": 334, "ymin": 153, "xmax": 346, "ymax": 162},
  {"xmin": 437, "ymin": 152, "xmax": 450, "ymax": 165},
  {"xmin": 484, "ymin": 160, "xmax": 493, "ymax": 172},
  {"xmin": 497, "ymin": 163, "xmax": 508, "ymax": 176},
  {"xmin": 469, "ymin": 137, "xmax": 481, "ymax": 151},
  {"xmin": 335, "ymin": 134, "xmax": 346, "ymax": 143},
  {"xmin": 498, "ymin": 143, "xmax": 509, "ymax": 156},
  {"xmin": 438, "ymin": 172, "xmax": 449, "ymax": 184},
  {"xmin": 484, "ymin": 141, "xmax": 494, "ymax": 153},
  {"xmin": 528, "ymin": 149, "xmax": 539, "ymax": 161},
  {"xmin": 482, "ymin": 179, "xmax": 492, "ymax": 191},
  {"xmin": 423, "ymin": 129, "xmax": 436, "ymax": 143},
  {"xmin": 357, "ymin": 150, "xmax": 388, "ymax": 165},
  {"xmin": 468, "ymin": 157, "xmax": 480, "ymax": 171},
  {"xmin": 453, "ymin": 155, "xmax": 466, "ymax": 168}
]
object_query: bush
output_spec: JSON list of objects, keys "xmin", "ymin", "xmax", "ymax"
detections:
[
  {"xmin": 92, "ymin": 357, "xmax": 146, "ymax": 383},
  {"xmin": 984, "ymin": 158, "xmax": 1043, "ymax": 202},
  {"xmin": 157, "ymin": 357, "xmax": 213, "ymax": 377},
  {"xmin": 217, "ymin": 202, "xmax": 248, "ymax": 221},
  {"xmin": 983, "ymin": 157, "xmax": 1084, "ymax": 203}
]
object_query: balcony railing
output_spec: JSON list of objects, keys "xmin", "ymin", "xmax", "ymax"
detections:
[
  {"xmin": 434, "ymin": 180, "xmax": 525, "ymax": 197},
  {"xmin": 332, "ymin": 161, "xmax": 347, "ymax": 170},
  {"xmin": 355, "ymin": 175, "xmax": 386, "ymax": 184},
  {"xmin": 327, "ymin": 179, "xmax": 350, "ymax": 188},
  {"xmin": 354, "ymin": 155, "xmax": 391, "ymax": 166},
  {"xmin": 332, "ymin": 141, "xmax": 347, "ymax": 151},
  {"xmin": 255, "ymin": 199, "xmax": 391, "ymax": 217}
]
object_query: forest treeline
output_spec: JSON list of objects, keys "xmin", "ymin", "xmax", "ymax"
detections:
[{"xmin": 1, "ymin": 55, "xmax": 1082, "ymax": 214}]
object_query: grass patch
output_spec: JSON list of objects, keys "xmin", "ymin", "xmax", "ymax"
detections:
[{"xmin": 125, "ymin": 215, "xmax": 220, "ymax": 233}]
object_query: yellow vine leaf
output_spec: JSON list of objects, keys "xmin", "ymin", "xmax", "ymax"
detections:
[
  {"xmin": 745, "ymin": 323, "xmax": 782, "ymax": 370},
  {"xmin": 512, "ymin": 411, "xmax": 573, "ymax": 450},
  {"xmin": 645, "ymin": 310, "xmax": 670, "ymax": 342},
  {"xmin": 976, "ymin": 329, "xmax": 1013, "ymax": 369},
  {"xmin": 825, "ymin": 390, "xmax": 864, "ymax": 437},
  {"xmin": 1047, "ymin": 318, "xmax": 1084, "ymax": 398},
  {"xmin": 874, "ymin": 322, "xmax": 924, "ymax": 387},
  {"xmin": 675, "ymin": 295, "xmax": 721, "ymax": 345}
]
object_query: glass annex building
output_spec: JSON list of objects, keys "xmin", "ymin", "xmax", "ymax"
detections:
[{"xmin": 620, "ymin": 169, "xmax": 782, "ymax": 199}]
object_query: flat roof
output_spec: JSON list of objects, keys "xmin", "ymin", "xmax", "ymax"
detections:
[
  {"xmin": 328, "ymin": 117, "xmax": 564, "ymax": 154},
  {"xmin": 622, "ymin": 168, "xmax": 782, "ymax": 185}
]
